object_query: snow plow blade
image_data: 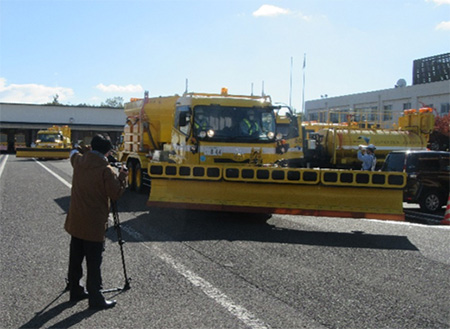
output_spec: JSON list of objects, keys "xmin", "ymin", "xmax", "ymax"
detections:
[
  {"xmin": 15, "ymin": 147, "xmax": 71, "ymax": 159},
  {"xmin": 147, "ymin": 164, "xmax": 407, "ymax": 221}
]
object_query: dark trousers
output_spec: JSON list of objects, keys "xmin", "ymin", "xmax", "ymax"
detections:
[{"xmin": 68, "ymin": 236, "xmax": 104, "ymax": 302}]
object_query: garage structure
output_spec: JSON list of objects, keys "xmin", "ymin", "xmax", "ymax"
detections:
[{"xmin": 0, "ymin": 103, "xmax": 126, "ymax": 153}]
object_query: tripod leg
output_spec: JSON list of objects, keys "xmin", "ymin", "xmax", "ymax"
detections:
[{"xmin": 112, "ymin": 201, "xmax": 131, "ymax": 290}]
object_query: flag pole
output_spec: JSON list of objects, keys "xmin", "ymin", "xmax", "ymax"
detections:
[
  {"xmin": 289, "ymin": 56, "xmax": 293, "ymax": 110},
  {"xmin": 302, "ymin": 53, "xmax": 306, "ymax": 113}
]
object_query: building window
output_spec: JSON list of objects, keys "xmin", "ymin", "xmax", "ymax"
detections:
[
  {"xmin": 368, "ymin": 106, "xmax": 378, "ymax": 121},
  {"xmin": 330, "ymin": 112, "xmax": 339, "ymax": 123},
  {"xmin": 441, "ymin": 103, "xmax": 450, "ymax": 115},
  {"xmin": 383, "ymin": 105, "xmax": 393, "ymax": 121},
  {"xmin": 309, "ymin": 113, "xmax": 318, "ymax": 121},
  {"xmin": 403, "ymin": 103, "xmax": 412, "ymax": 110},
  {"xmin": 354, "ymin": 106, "xmax": 378, "ymax": 122},
  {"xmin": 339, "ymin": 109, "xmax": 349, "ymax": 123}
]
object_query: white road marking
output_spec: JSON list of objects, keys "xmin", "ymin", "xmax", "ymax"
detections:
[
  {"xmin": 34, "ymin": 159, "xmax": 72, "ymax": 188},
  {"xmin": 122, "ymin": 225, "xmax": 270, "ymax": 329},
  {"xmin": 34, "ymin": 159, "xmax": 271, "ymax": 329},
  {"xmin": 283, "ymin": 213, "xmax": 450, "ymax": 229},
  {"xmin": 0, "ymin": 155, "xmax": 8, "ymax": 180},
  {"xmin": 0, "ymin": 155, "xmax": 9, "ymax": 213}
]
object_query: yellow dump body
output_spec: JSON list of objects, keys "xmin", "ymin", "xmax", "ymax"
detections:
[{"xmin": 123, "ymin": 96, "xmax": 178, "ymax": 153}]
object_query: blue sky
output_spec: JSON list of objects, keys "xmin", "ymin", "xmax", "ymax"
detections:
[{"xmin": 1, "ymin": 0, "xmax": 449, "ymax": 111}]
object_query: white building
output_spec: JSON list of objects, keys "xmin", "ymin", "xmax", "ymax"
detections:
[
  {"xmin": 304, "ymin": 79, "xmax": 449, "ymax": 129},
  {"xmin": 305, "ymin": 53, "xmax": 450, "ymax": 128}
]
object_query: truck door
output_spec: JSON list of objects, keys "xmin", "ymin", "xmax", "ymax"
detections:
[{"xmin": 172, "ymin": 105, "xmax": 195, "ymax": 163}]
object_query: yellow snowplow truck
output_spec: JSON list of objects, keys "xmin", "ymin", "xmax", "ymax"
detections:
[
  {"xmin": 118, "ymin": 89, "xmax": 407, "ymax": 221},
  {"xmin": 16, "ymin": 126, "xmax": 72, "ymax": 159}
]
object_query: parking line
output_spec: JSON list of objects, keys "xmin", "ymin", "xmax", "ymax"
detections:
[
  {"xmin": 0, "ymin": 155, "xmax": 8, "ymax": 180},
  {"xmin": 34, "ymin": 159, "xmax": 72, "ymax": 188},
  {"xmin": 35, "ymin": 160, "xmax": 271, "ymax": 329}
]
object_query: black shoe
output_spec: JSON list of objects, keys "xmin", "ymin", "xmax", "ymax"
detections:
[
  {"xmin": 70, "ymin": 291, "xmax": 88, "ymax": 302},
  {"xmin": 88, "ymin": 299, "xmax": 117, "ymax": 310}
]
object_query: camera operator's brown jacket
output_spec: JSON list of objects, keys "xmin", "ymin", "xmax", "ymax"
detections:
[{"xmin": 65, "ymin": 151, "xmax": 126, "ymax": 242}]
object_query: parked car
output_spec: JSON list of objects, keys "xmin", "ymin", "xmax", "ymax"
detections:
[{"xmin": 382, "ymin": 150, "xmax": 450, "ymax": 213}]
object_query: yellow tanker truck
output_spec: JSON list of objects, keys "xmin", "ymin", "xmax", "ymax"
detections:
[
  {"xmin": 118, "ymin": 89, "xmax": 407, "ymax": 221},
  {"xmin": 300, "ymin": 108, "xmax": 434, "ymax": 169},
  {"xmin": 16, "ymin": 125, "xmax": 72, "ymax": 159}
]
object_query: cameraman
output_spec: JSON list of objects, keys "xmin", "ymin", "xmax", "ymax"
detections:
[{"xmin": 65, "ymin": 134, "xmax": 128, "ymax": 310}]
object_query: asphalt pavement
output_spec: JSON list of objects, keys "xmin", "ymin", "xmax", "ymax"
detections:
[{"xmin": 1, "ymin": 154, "xmax": 449, "ymax": 329}]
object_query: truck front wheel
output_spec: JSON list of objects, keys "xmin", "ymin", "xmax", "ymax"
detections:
[
  {"xmin": 135, "ymin": 162, "xmax": 144, "ymax": 193},
  {"xmin": 127, "ymin": 160, "xmax": 136, "ymax": 191}
]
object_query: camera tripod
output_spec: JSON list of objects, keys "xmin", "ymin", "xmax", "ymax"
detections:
[
  {"xmin": 64, "ymin": 200, "xmax": 131, "ymax": 294},
  {"xmin": 102, "ymin": 200, "xmax": 131, "ymax": 293}
]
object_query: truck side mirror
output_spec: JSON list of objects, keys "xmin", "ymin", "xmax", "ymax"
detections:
[{"xmin": 179, "ymin": 112, "xmax": 187, "ymax": 126}]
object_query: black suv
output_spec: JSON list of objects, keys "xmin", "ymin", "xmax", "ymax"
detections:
[{"xmin": 382, "ymin": 150, "xmax": 450, "ymax": 213}]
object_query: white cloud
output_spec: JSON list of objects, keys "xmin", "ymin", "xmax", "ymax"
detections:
[
  {"xmin": 95, "ymin": 83, "xmax": 143, "ymax": 93},
  {"xmin": 436, "ymin": 21, "xmax": 450, "ymax": 30},
  {"xmin": 295, "ymin": 12, "xmax": 312, "ymax": 22},
  {"xmin": 427, "ymin": 0, "xmax": 450, "ymax": 5},
  {"xmin": 253, "ymin": 5, "xmax": 291, "ymax": 17},
  {"xmin": 0, "ymin": 78, "xmax": 74, "ymax": 104}
]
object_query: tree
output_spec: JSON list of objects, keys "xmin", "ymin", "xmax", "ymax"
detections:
[
  {"xmin": 434, "ymin": 113, "xmax": 450, "ymax": 136},
  {"xmin": 428, "ymin": 113, "xmax": 450, "ymax": 151},
  {"xmin": 101, "ymin": 97, "xmax": 124, "ymax": 108},
  {"xmin": 46, "ymin": 94, "xmax": 61, "ymax": 105}
]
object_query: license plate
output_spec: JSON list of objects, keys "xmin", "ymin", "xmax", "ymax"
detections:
[{"xmin": 202, "ymin": 147, "xmax": 223, "ymax": 156}]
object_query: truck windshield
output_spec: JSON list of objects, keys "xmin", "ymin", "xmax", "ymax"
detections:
[
  {"xmin": 37, "ymin": 133, "xmax": 62, "ymax": 142},
  {"xmin": 193, "ymin": 105, "xmax": 276, "ymax": 142}
]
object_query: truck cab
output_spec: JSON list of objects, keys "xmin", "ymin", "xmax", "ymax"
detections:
[{"xmin": 171, "ymin": 92, "xmax": 279, "ymax": 166}]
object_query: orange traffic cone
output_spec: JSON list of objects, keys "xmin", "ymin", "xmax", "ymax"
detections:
[{"xmin": 442, "ymin": 194, "xmax": 450, "ymax": 225}]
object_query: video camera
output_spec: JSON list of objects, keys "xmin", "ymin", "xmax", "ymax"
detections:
[{"xmin": 107, "ymin": 155, "xmax": 127, "ymax": 171}]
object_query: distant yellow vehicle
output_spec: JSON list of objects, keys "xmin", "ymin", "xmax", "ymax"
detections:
[
  {"xmin": 16, "ymin": 126, "xmax": 72, "ymax": 159},
  {"xmin": 14, "ymin": 133, "xmax": 26, "ymax": 150},
  {"xmin": 300, "ymin": 108, "xmax": 435, "ymax": 169},
  {"xmin": 0, "ymin": 133, "xmax": 7, "ymax": 152}
]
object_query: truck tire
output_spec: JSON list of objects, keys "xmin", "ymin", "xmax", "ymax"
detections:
[
  {"xmin": 419, "ymin": 190, "xmax": 442, "ymax": 213},
  {"xmin": 135, "ymin": 162, "xmax": 144, "ymax": 193},
  {"xmin": 127, "ymin": 160, "xmax": 136, "ymax": 191}
]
